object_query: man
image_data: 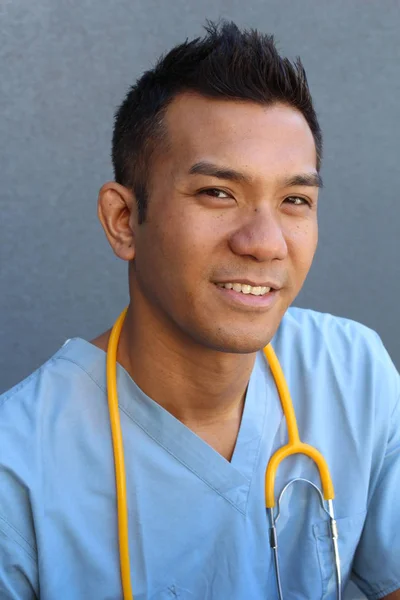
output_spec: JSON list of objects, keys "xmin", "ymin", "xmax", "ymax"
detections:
[{"xmin": 0, "ymin": 21, "xmax": 399, "ymax": 600}]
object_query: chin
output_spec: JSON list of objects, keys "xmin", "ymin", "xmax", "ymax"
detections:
[
  {"xmin": 217, "ymin": 338, "xmax": 272, "ymax": 355},
  {"xmin": 181, "ymin": 303, "xmax": 288, "ymax": 354},
  {"xmin": 200, "ymin": 327, "xmax": 277, "ymax": 355},
  {"xmin": 204, "ymin": 306, "xmax": 287, "ymax": 354}
]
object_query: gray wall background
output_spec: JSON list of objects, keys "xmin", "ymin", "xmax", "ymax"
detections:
[
  {"xmin": 1, "ymin": 0, "xmax": 399, "ymax": 395},
  {"xmin": 1, "ymin": 3, "xmax": 398, "ymax": 597}
]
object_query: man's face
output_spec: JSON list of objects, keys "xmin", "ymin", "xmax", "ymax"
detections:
[{"xmin": 131, "ymin": 94, "xmax": 320, "ymax": 353}]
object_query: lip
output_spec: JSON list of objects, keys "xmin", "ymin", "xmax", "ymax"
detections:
[
  {"xmin": 214, "ymin": 279, "xmax": 281, "ymax": 290},
  {"xmin": 213, "ymin": 283, "xmax": 280, "ymax": 309}
]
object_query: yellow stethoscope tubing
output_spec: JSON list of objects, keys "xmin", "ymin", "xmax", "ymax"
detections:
[
  {"xmin": 106, "ymin": 307, "xmax": 335, "ymax": 599},
  {"xmin": 263, "ymin": 344, "xmax": 335, "ymax": 508},
  {"xmin": 106, "ymin": 306, "xmax": 133, "ymax": 600}
]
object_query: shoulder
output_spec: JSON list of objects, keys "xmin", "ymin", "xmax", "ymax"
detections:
[
  {"xmin": 275, "ymin": 307, "xmax": 399, "ymax": 411},
  {"xmin": 0, "ymin": 338, "xmax": 106, "ymax": 419},
  {"xmin": 280, "ymin": 306, "xmax": 382, "ymax": 347},
  {"xmin": 0, "ymin": 338, "xmax": 107, "ymax": 479},
  {"xmin": 0, "ymin": 339, "xmax": 107, "ymax": 552},
  {"xmin": 278, "ymin": 306, "xmax": 393, "ymax": 364}
]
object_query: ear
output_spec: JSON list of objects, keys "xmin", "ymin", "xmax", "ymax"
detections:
[{"xmin": 97, "ymin": 182, "xmax": 138, "ymax": 261}]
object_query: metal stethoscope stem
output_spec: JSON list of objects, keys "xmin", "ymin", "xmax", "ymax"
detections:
[{"xmin": 267, "ymin": 478, "xmax": 341, "ymax": 600}]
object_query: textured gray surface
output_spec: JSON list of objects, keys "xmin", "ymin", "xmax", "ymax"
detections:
[
  {"xmin": 1, "ymin": 2, "xmax": 399, "ymax": 386},
  {"xmin": 1, "ymin": 2, "xmax": 397, "ymax": 597}
]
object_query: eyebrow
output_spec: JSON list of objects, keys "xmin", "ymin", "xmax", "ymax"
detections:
[
  {"xmin": 188, "ymin": 161, "xmax": 323, "ymax": 189},
  {"xmin": 283, "ymin": 173, "xmax": 324, "ymax": 189}
]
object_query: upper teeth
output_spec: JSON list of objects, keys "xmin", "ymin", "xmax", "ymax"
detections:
[{"xmin": 217, "ymin": 283, "xmax": 271, "ymax": 296}]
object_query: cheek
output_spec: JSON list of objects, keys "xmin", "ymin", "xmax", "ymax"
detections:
[
  {"xmin": 286, "ymin": 220, "xmax": 318, "ymax": 273},
  {"xmin": 139, "ymin": 211, "xmax": 214, "ymax": 291},
  {"xmin": 158, "ymin": 206, "xmax": 222, "ymax": 266}
]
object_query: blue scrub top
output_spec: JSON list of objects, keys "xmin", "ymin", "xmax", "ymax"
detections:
[{"xmin": 0, "ymin": 308, "xmax": 399, "ymax": 600}]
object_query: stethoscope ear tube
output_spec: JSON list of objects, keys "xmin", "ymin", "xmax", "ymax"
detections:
[
  {"xmin": 107, "ymin": 307, "xmax": 134, "ymax": 600},
  {"xmin": 106, "ymin": 309, "xmax": 339, "ymax": 600}
]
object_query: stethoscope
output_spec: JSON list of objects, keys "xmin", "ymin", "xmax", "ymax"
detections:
[{"xmin": 106, "ymin": 307, "xmax": 342, "ymax": 600}]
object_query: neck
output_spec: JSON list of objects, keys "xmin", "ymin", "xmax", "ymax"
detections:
[
  {"xmin": 118, "ymin": 305, "xmax": 256, "ymax": 425},
  {"xmin": 92, "ymin": 303, "xmax": 257, "ymax": 460}
]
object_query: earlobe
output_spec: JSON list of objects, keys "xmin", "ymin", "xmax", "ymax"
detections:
[{"xmin": 97, "ymin": 182, "xmax": 136, "ymax": 261}]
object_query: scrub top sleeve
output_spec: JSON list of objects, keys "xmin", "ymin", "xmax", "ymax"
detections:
[
  {"xmin": 351, "ymin": 389, "xmax": 400, "ymax": 600},
  {"xmin": 0, "ymin": 524, "xmax": 39, "ymax": 599}
]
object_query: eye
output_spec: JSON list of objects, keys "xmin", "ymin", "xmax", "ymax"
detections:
[
  {"xmin": 284, "ymin": 196, "xmax": 311, "ymax": 207},
  {"xmin": 199, "ymin": 188, "xmax": 232, "ymax": 199}
]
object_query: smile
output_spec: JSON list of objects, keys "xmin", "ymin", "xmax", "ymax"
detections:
[
  {"xmin": 215, "ymin": 282, "xmax": 271, "ymax": 296},
  {"xmin": 213, "ymin": 282, "xmax": 279, "ymax": 309}
]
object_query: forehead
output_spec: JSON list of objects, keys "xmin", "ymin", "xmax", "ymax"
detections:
[{"xmin": 163, "ymin": 93, "xmax": 317, "ymax": 177}]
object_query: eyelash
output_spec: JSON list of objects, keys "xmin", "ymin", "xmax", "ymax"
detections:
[
  {"xmin": 200, "ymin": 188, "xmax": 232, "ymax": 199},
  {"xmin": 285, "ymin": 196, "xmax": 311, "ymax": 207},
  {"xmin": 199, "ymin": 188, "xmax": 311, "ymax": 207}
]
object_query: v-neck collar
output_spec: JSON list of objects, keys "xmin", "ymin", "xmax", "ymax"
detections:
[{"xmin": 58, "ymin": 338, "xmax": 283, "ymax": 515}]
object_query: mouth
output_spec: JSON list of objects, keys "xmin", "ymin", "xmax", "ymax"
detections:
[
  {"xmin": 213, "ymin": 281, "xmax": 280, "ymax": 309},
  {"xmin": 215, "ymin": 282, "xmax": 273, "ymax": 296}
]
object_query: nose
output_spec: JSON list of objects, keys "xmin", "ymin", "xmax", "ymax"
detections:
[{"xmin": 228, "ymin": 207, "xmax": 288, "ymax": 262}]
